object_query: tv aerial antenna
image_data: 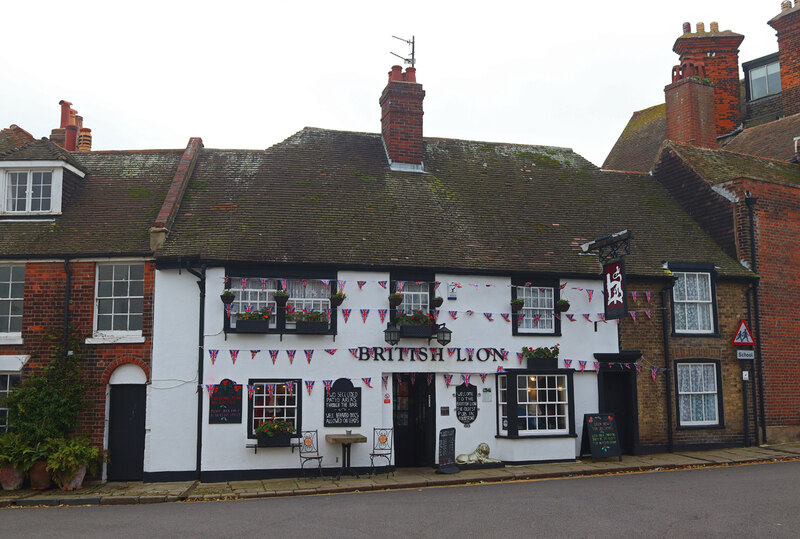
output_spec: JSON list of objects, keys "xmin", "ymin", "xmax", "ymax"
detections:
[{"xmin": 391, "ymin": 35, "xmax": 416, "ymax": 67}]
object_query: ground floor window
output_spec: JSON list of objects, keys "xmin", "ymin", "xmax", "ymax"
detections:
[
  {"xmin": 497, "ymin": 371, "xmax": 573, "ymax": 436},
  {"xmin": 0, "ymin": 373, "xmax": 20, "ymax": 432},
  {"xmin": 247, "ymin": 379, "xmax": 301, "ymax": 437},
  {"xmin": 676, "ymin": 361, "xmax": 721, "ymax": 427}
]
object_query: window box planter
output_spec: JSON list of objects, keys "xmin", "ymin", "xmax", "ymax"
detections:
[
  {"xmin": 235, "ymin": 320, "xmax": 271, "ymax": 333},
  {"xmin": 257, "ymin": 433, "xmax": 293, "ymax": 447},
  {"xmin": 295, "ymin": 321, "xmax": 329, "ymax": 334},
  {"xmin": 400, "ymin": 325, "xmax": 435, "ymax": 338}
]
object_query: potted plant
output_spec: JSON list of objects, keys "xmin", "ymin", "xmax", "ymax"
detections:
[
  {"xmin": 330, "ymin": 292, "xmax": 346, "ymax": 308},
  {"xmin": 555, "ymin": 299, "xmax": 570, "ymax": 313},
  {"xmin": 388, "ymin": 293, "xmax": 403, "ymax": 307},
  {"xmin": 0, "ymin": 433, "xmax": 27, "ymax": 491},
  {"xmin": 46, "ymin": 437, "xmax": 101, "ymax": 491},
  {"xmin": 396, "ymin": 310, "xmax": 436, "ymax": 338},
  {"xmin": 255, "ymin": 419, "xmax": 296, "ymax": 447},
  {"xmin": 220, "ymin": 289, "xmax": 235, "ymax": 305},
  {"xmin": 521, "ymin": 344, "xmax": 560, "ymax": 370},
  {"xmin": 22, "ymin": 441, "xmax": 52, "ymax": 491},
  {"xmin": 274, "ymin": 290, "xmax": 289, "ymax": 307},
  {"xmin": 510, "ymin": 298, "xmax": 525, "ymax": 312},
  {"xmin": 431, "ymin": 296, "xmax": 444, "ymax": 308},
  {"xmin": 235, "ymin": 308, "xmax": 271, "ymax": 333},
  {"xmin": 288, "ymin": 311, "xmax": 329, "ymax": 334}
]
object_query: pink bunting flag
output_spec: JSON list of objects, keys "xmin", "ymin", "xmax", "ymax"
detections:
[
  {"xmin": 563, "ymin": 359, "xmax": 572, "ymax": 369},
  {"xmin": 357, "ymin": 281, "xmax": 366, "ymax": 290},
  {"xmin": 578, "ymin": 360, "xmax": 587, "ymax": 372},
  {"xmin": 586, "ymin": 289, "xmax": 594, "ymax": 302},
  {"xmin": 378, "ymin": 281, "xmax": 388, "ymax": 289},
  {"xmin": 341, "ymin": 309, "xmax": 352, "ymax": 323},
  {"xmin": 250, "ymin": 350, "xmax": 260, "ymax": 360},
  {"xmin": 651, "ymin": 366, "xmax": 659, "ymax": 381},
  {"xmin": 382, "ymin": 375, "xmax": 389, "ymax": 389},
  {"xmin": 362, "ymin": 378, "xmax": 373, "ymax": 388},
  {"xmin": 479, "ymin": 373, "xmax": 488, "ymax": 384},
  {"xmin": 323, "ymin": 380, "xmax": 333, "ymax": 394},
  {"xmin": 286, "ymin": 350, "xmax": 296, "ymax": 364},
  {"xmin": 466, "ymin": 348, "xmax": 475, "ymax": 360},
  {"xmin": 230, "ymin": 350, "xmax": 239, "ymax": 365},
  {"xmin": 449, "ymin": 311, "xmax": 458, "ymax": 320},
  {"xmin": 427, "ymin": 373, "xmax": 434, "ymax": 386},
  {"xmin": 645, "ymin": 291, "xmax": 652, "ymax": 303},
  {"xmin": 378, "ymin": 309, "xmax": 388, "ymax": 323},
  {"xmin": 484, "ymin": 313, "xmax": 494, "ymax": 322},
  {"xmin": 305, "ymin": 380, "xmax": 314, "ymax": 396},
  {"xmin": 304, "ymin": 349, "xmax": 314, "ymax": 364},
  {"xmin": 208, "ymin": 349, "xmax": 219, "ymax": 365},
  {"xmin": 629, "ymin": 311, "xmax": 637, "ymax": 322},
  {"xmin": 461, "ymin": 374, "xmax": 471, "ymax": 387},
  {"xmin": 645, "ymin": 310, "xmax": 652, "ymax": 319},
  {"xmin": 360, "ymin": 309, "xmax": 370, "ymax": 323},
  {"xmin": 497, "ymin": 366, "xmax": 506, "ymax": 373},
  {"xmin": 583, "ymin": 314, "xmax": 592, "ymax": 322},
  {"xmin": 501, "ymin": 313, "xmax": 511, "ymax": 322},
  {"xmin": 443, "ymin": 374, "xmax": 453, "ymax": 388},
  {"xmin": 566, "ymin": 314, "xmax": 576, "ymax": 322},
  {"xmin": 269, "ymin": 350, "xmax": 279, "ymax": 365}
]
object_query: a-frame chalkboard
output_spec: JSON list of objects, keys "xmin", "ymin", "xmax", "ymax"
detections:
[{"xmin": 580, "ymin": 413, "xmax": 622, "ymax": 462}]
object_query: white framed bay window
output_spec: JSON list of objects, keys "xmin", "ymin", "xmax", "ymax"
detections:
[{"xmin": 497, "ymin": 371, "xmax": 574, "ymax": 437}]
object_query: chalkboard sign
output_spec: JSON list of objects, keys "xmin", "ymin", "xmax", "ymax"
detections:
[
  {"xmin": 324, "ymin": 378, "xmax": 361, "ymax": 427},
  {"xmin": 580, "ymin": 413, "xmax": 622, "ymax": 461},
  {"xmin": 455, "ymin": 383, "xmax": 478, "ymax": 425},
  {"xmin": 208, "ymin": 378, "xmax": 242, "ymax": 424},
  {"xmin": 436, "ymin": 428, "xmax": 459, "ymax": 474}
]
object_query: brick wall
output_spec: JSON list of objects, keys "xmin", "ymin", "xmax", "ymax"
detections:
[
  {"xmin": 379, "ymin": 67, "xmax": 425, "ymax": 166},
  {"xmin": 770, "ymin": 5, "xmax": 800, "ymax": 117},
  {"xmin": 0, "ymin": 261, "xmax": 153, "ymax": 446},
  {"xmin": 665, "ymin": 78, "xmax": 718, "ymax": 149}
]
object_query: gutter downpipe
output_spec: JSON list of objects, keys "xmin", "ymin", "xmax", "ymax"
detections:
[
  {"xmin": 63, "ymin": 258, "xmax": 71, "ymax": 355},
  {"xmin": 661, "ymin": 278, "xmax": 677, "ymax": 453},
  {"xmin": 186, "ymin": 262, "xmax": 207, "ymax": 480},
  {"xmin": 745, "ymin": 196, "xmax": 767, "ymax": 443}
]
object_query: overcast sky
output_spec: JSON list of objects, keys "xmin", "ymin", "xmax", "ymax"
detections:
[{"xmin": 0, "ymin": 1, "xmax": 787, "ymax": 166}]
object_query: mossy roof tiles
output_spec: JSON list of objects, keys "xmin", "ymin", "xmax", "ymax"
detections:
[
  {"xmin": 157, "ymin": 127, "xmax": 749, "ymax": 279},
  {"xmin": 602, "ymin": 104, "xmax": 666, "ymax": 173},
  {"xmin": 720, "ymin": 113, "xmax": 800, "ymax": 162}
]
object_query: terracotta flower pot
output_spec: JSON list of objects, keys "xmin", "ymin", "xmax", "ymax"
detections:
[
  {"xmin": 0, "ymin": 464, "xmax": 24, "ymax": 491},
  {"xmin": 59, "ymin": 463, "xmax": 87, "ymax": 491},
  {"xmin": 29, "ymin": 460, "xmax": 52, "ymax": 491}
]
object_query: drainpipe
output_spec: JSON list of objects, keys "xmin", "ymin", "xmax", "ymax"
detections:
[
  {"xmin": 745, "ymin": 196, "xmax": 767, "ymax": 443},
  {"xmin": 63, "ymin": 258, "xmax": 71, "ymax": 356},
  {"xmin": 186, "ymin": 262, "xmax": 207, "ymax": 480},
  {"xmin": 661, "ymin": 278, "xmax": 677, "ymax": 453}
]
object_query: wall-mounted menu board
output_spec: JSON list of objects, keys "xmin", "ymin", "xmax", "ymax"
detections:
[
  {"xmin": 324, "ymin": 378, "xmax": 361, "ymax": 427},
  {"xmin": 208, "ymin": 379, "xmax": 242, "ymax": 424}
]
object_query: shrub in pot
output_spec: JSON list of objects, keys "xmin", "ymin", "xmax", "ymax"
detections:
[
  {"xmin": 46, "ymin": 437, "xmax": 101, "ymax": 491},
  {"xmin": 0, "ymin": 432, "xmax": 27, "ymax": 491},
  {"xmin": 22, "ymin": 441, "xmax": 52, "ymax": 490}
]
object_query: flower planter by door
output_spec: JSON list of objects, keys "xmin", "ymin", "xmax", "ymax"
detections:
[
  {"xmin": 0, "ymin": 464, "xmax": 24, "ymax": 491},
  {"xmin": 58, "ymin": 463, "xmax": 87, "ymax": 491},
  {"xmin": 29, "ymin": 461, "xmax": 52, "ymax": 490},
  {"xmin": 399, "ymin": 325, "xmax": 435, "ymax": 338},
  {"xmin": 235, "ymin": 320, "xmax": 271, "ymax": 333},
  {"xmin": 295, "ymin": 321, "xmax": 329, "ymax": 334},
  {"xmin": 257, "ymin": 433, "xmax": 292, "ymax": 447}
]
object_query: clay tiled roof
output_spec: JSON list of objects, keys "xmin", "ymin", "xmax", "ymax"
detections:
[
  {"xmin": 661, "ymin": 141, "xmax": 800, "ymax": 187},
  {"xmin": 0, "ymin": 137, "xmax": 87, "ymax": 173},
  {"xmin": 157, "ymin": 128, "xmax": 749, "ymax": 279},
  {"xmin": 602, "ymin": 104, "xmax": 666, "ymax": 173},
  {"xmin": 720, "ymin": 113, "xmax": 800, "ymax": 162},
  {"xmin": 0, "ymin": 150, "xmax": 182, "ymax": 258},
  {"xmin": 0, "ymin": 125, "xmax": 35, "ymax": 154}
]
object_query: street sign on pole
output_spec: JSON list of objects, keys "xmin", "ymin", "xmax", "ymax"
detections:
[{"xmin": 732, "ymin": 319, "xmax": 756, "ymax": 346}]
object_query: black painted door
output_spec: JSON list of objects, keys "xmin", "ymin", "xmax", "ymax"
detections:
[
  {"xmin": 393, "ymin": 375, "xmax": 436, "ymax": 467},
  {"xmin": 598, "ymin": 372, "xmax": 637, "ymax": 454},
  {"xmin": 108, "ymin": 384, "xmax": 146, "ymax": 481}
]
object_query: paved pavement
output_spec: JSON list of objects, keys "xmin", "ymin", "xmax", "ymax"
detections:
[{"xmin": 2, "ymin": 442, "xmax": 799, "ymax": 508}]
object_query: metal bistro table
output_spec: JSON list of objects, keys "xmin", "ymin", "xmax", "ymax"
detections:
[{"xmin": 325, "ymin": 432, "xmax": 367, "ymax": 479}]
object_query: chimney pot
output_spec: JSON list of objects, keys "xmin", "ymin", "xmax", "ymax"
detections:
[
  {"xmin": 696, "ymin": 22, "xmax": 705, "ymax": 33},
  {"xmin": 59, "ymin": 100, "xmax": 73, "ymax": 128},
  {"xmin": 380, "ymin": 66, "xmax": 425, "ymax": 170},
  {"xmin": 405, "ymin": 67, "xmax": 417, "ymax": 83},
  {"xmin": 77, "ymin": 127, "xmax": 92, "ymax": 152},
  {"xmin": 389, "ymin": 65, "xmax": 403, "ymax": 82},
  {"xmin": 64, "ymin": 125, "xmax": 78, "ymax": 151},
  {"xmin": 710, "ymin": 21, "xmax": 719, "ymax": 32},
  {"xmin": 683, "ymin": 22, "xmax": 691, "ymax": 33},
  {"xmin": 781, "ymin": 1, "xmax": 791, "ymax": 10}
]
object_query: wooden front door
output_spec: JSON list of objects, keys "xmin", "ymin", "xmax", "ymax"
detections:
[{"xmin": 107, "ymin": 384, "xmax": 146, "ymax": 481}]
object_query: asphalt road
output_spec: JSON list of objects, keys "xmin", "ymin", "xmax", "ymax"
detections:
[{"xmin": 2, "ymin": 461, "xmax": 799, "ymax": 538}]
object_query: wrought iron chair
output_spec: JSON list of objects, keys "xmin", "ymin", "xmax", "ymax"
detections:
[
  {"xmin": 369, "ymin": 427, "xmax": 394, "ymax": 477},
  {"xmin": 297, "ymin": 430, "xmax": 323, "ymax": 479}
]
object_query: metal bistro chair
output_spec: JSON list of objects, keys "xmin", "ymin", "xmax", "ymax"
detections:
[
  {"xmin": 297, "ymin": 430, "xmax": 324, "ymax": 479},
  {"xmin": 369, "ymin": 427, "xmax": 394, "ymax": 478}
]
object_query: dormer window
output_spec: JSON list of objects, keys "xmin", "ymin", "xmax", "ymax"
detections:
[
  {"xmin": 749, "ymin": 61, "xmax": 781, "ymax": 100},
  {"xmin": 5, "ymin": 170, "xmax": 53, "ymax": 213}
]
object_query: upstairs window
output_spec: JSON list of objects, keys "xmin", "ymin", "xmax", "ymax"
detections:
[
  {"xmin": 3, "ymin": 171, "xmax": 52, "ymax": 213},
  {"xmin": 511, "ymin": 280, "xmax": 561, "ymax": 336},
  {"xmin": 673, "ymin": 271, "xmax": 714, "ymax": 334},
  {"xmin": 749, "ymin": 61, "xmax": 781, "ymax": 100},
  {"xmin": 95, "ymin": 264, "xmax": 144, "ymax": 333},
  {"xmin": 399, "ymin": 282, "xmax": 429, "ymax": 313},
  {"xmin": 0, "ymin": 266, "xmax": 24, "ymax": 334}
]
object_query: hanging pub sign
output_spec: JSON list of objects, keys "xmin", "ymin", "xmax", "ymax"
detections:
[
  {"xmin": 455, "ymin": 383, "xmax": 478, "ymax": 425},
  {"xmin": 603, "ymin": 260, "xmax": 627, "ymax": 320},
  {"xmin": 324, "ymin": 378, "xmax": 361, "ymax": 427},
  {"xmin": 208, "ymin": 378, "xmax": 243, "ymax": 424}
]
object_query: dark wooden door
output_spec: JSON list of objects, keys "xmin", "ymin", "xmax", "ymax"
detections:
[
  {"xmin": 598, "ymin": 372, "xmax": 637, "ymax": 454},
  {"xmin": 393, "ymin": 375, "xmax": 436, "ymax": 467},
  {"xmin": 108, "ymin": 384, "xmax": 146, "ymax": 481}
]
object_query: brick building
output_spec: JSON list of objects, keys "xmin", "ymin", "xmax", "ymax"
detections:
[{"xmin": 605, "ymin": 2, "xmax": 800, "ymax": 442}]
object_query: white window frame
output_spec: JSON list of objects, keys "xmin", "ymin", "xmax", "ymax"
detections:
[
  {"xmin": 749, "ymin": 61, "xmax": 781, "ymax": 100},
  {"xmin": 517, "ymin": 286, "xmax": 554, "ymax": 333},
  {"xmin": 89, "ymin": 263, "xmax": 145, "ymax": 344},
  {"xmin": 0, "ymin": 265, "xmax": 24, "ymax": 338},
  {"xmin": 399, "ymin": 282, "xmax": 429, "ymax": 314},
  {"xmin": 0, "ymin": 161, "xmax": 83, "ymax": 216},
  {"xmin": 676, "ymin": 362, "xmax": 720, "ymax": 427},
  {"xmin": 228, "ymin": 278, "xmax": 332, "ymax": 330},
  {"xmin": 248, "ymin": 379, "xmax": 301, "ymax": 437},
  {"xmin": 0, "ymin": 372, "xmax": 21, "ymax": 433},
  {"xmin": 498, "ymin": 373, "xmax": 569, "ymax": 435},
  {"xmin": 673, "ymin": 271, "xmax": 714, "ymax": 334}
]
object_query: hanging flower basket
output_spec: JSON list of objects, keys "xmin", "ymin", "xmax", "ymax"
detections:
[
  {"xmin": 431, "ymin": 297, "xmax": 444, "ymax": 308},
  {"xmin": 510, "ymin": 299, "xmax": 525, "ymax": 312},
  {"xmin": 388, "ymin": 294, "xmax": 403, "ymax": 307},
  {"xmin": 274, "ymin": 291, "xmax": 289, "ymax": 307},
  {"xmin": 330, "ymin": 293, "xmax": 346, "ymax": 308},
  {"xmin": 220, "ymin": 291, "xmax": 235, "ymax": 305},
  {"xmin": 555, "ymin": 299, "xmax": 570, "ymax": 313}
]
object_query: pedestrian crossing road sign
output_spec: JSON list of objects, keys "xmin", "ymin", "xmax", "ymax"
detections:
[{"xmin": 732, "ymin": 319, "xmax": 756, "ymax": 346}]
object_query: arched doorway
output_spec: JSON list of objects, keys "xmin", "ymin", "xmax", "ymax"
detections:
[{"xmin": 107, "ymin": 364, "xmax": 147, "ymax": 481}]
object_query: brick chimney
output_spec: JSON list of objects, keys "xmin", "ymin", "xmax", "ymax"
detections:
[
  {"xmin": 50, "ymin": 100, "xmax": 92, "ymax": 151},
  {"xmin": 769, "ymin": 1, "xmax": 800, "ymax": 116},
  {"xmin": 665, "ymin": 60, "xmax": 718, "ymax": 148},
  {"xmin": 379, "ymin": 65, "xmax": 425, "ymax": 171},
  {"xmin": 672, "ymin": 21, "xmax": 744, "ymax": 137}
]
